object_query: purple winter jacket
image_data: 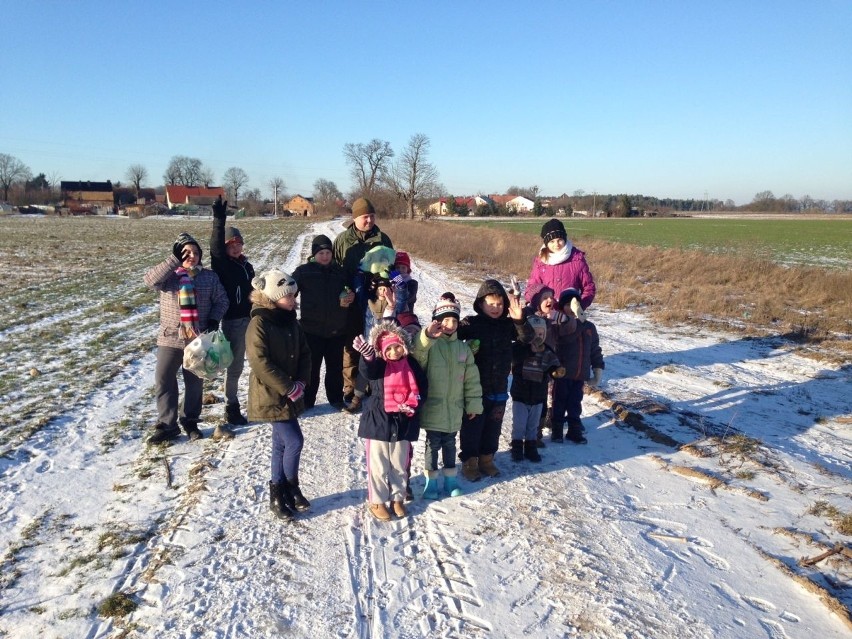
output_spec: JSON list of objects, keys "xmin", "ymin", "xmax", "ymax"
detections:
[{"xmin": 524, "ymin": 246, "xmax": 596, "ymax": 309}]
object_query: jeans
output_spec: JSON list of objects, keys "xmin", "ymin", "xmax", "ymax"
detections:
[
  {"xmin": 271, "ymin": 419, "xmax": 304, "ymax": 484},
  {"xmin": 424, "ymin": 430, "xmax": 457, "ymax": 471},
  {"xmin": 551, "ymin": 377, "xmax": 585, "ymax": 436},
  {"xmin": 511, "ymin": 402, "xmax": 543, "ymax": 441},
  {"xmin": 221, "ymin": 317, "xmax": 249, "ymax": 407}
]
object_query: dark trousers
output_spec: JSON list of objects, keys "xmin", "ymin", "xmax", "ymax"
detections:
[
  {"xmin": 155, "ymin": 345, "xmax": 203, "ymax": 428},
  {"xmin": 551, "ymin": 378, "xmax": 585, "ymax": 437},
  {"xmin": 341, "ymin": 342, "xmax": 359, "ymax": 397},
  {"xmin": 271, "ymin": 419, "xmax": 304, "ymax": 483},
  {"xmin": 424, "ymin": 430, "xmax": 457, "ymax": 471},
  {"xmin": 304, "ymin": 332, "xmax": 346, "ymax": 407},
  {"xmin": 459, "ymin": 398, "xmax": 506, "ymax": 461}
]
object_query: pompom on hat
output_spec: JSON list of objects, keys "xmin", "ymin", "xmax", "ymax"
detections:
[
  {"xmin": 540, "ymin": 218, "xmax": 567, "ymax": 244},
  {"xmin": 252, "ymin": 269, "xmax": 298, "ymax": 301},
  {"xmin": 432, "ymin": 292, "xmax": 461, "ymax": 321},
  {"xmin": 351, "ymin": 197, "xmax": 376, "ymax": 218}
]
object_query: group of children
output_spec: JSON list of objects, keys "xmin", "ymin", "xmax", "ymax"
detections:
[{"xmin": 145, "ymin": 197, "xmax": 603, "ymax": 525}]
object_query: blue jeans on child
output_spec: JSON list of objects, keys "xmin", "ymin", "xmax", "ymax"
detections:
[
  {"xmin": 271, "ymin": 419, "xmax": 304, "ymax": 483},
  {"xmin": 424, "ymin": 430, "xmax": 457, "ymax": 471}
]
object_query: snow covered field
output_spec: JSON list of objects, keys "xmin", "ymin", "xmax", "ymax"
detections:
[{"xmin": 0, "ymin": 219, "xmax": 849, "ymax": 639}]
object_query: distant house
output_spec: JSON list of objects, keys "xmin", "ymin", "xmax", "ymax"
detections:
[
  {"xmin": 488, "ymin": 194, "xmax": 516, "ymax": 208},
  {"xmin": 286, "ymin": 195, "xmax": 314, "ymax": 217},
  {"xmin": 427, "ymin": 196, "xmax": 476, "ymax": 216},
  {"xmin": 165, "ymin": 186, "xmax": 226, "ymax": 210},
  {"xmin": 61, "ymin": 180, "xmax": 115, "ymax": 214},
  {"xmin": 506, "ymin": 196, "xmax": 534, "ymax": 213}
]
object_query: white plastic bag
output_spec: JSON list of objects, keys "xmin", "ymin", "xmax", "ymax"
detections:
[{"xmin": 183, "ymin": 329, "xmax": 233, "ymax": 379}]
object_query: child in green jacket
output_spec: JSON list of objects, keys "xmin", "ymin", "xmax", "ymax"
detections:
[{"xmin": 412, "ymin": 293, "xmax": 482, "ymax": 498}]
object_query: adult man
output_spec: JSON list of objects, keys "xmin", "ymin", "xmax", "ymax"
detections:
[{"xmin": 332, "ymin": 197, "xmax": 394, "ymax": 407}]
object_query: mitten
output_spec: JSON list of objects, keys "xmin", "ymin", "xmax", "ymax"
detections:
[
  {"xmin": 172, "ymin": 240, "xmax": 186, "ymax": 261},
  {"xmin": 510, "ymin": 275, "xmax": 521, "ymax": 297},
  {"xmin": 287, "ymin": 381, "xmax": 305, "ymax": 402},
  {"xmin": 570, "ymin": 298, "xmax": 586, "ymax": 321},
  {"xmin": 467, "ymin": 338, "xmax": 480, "ymax": 355},
  {"xmin": 206, "ymin": 319, "xmax": 219, "ymax": 333},
  {"xmin": 551, "ymin": 366, "xmax": 567, "ymax": 379},
  {"xmin": 352, "ymin": 335, "xmax": 376, "ymax": 361},
  {"xmin": 212, "ymin": 195, "xmax": 228, "ymax": 219},
  {"xmin": 591, "ymin": 368, "xmax": 603, "ymax": 387}
]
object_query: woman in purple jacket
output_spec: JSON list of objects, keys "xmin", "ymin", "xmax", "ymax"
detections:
[{"xmin": 524, "ymin": 218, "xmax": 596, "ymax": 311}]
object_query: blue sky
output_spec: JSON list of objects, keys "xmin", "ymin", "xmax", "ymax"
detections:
[{"xmin": 2, "ymin": 1, "xmax": 850, "ymax": 205}]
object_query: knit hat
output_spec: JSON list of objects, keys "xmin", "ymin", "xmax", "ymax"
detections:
[
  {"xmin": 175, "ymin": 232, "xmax": 202, "ymax": 261},
  {"xmin": 377, "ymin": 332, "xmax": 405, "ymax": 357},
  {"xmin": 394, "ymin": 251, "xmax": 411, "ymax": 270},
  {"xmin": 540, "ymin": 218, "xmax": 567, "ymax": 244},
  {"xmin": 225, "ymin": 226, "xmax": 243, "ymax": 244},
  {"xmin": 433, "ymin": 292, "xmax": 461, "ymax": 321},
  {"xmin": 351, "ymin": 197, "xmax": 376, "ymax": 218},
  {"xmin": 251, "ymin": 269, "xmax": 298, "ymax": 301},
  {"xmin": 311, "ymin": 234, "xmax": 333, "ymax": 256},
  {"xmin": 557, "ymin": 288, "xmax": 581, "ymax": 309}
]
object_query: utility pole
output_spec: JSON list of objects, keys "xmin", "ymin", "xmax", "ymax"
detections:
[
  {"xmin": 593, "ymin": 191, "xmax": 597, "ymax": 217},
  {"xmin": 273, "ymin": 183, "xmax": 278, "ymax": 217}
]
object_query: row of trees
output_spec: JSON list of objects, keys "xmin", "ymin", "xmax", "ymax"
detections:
[{"xmin": 3, "ymin": 150, "xmax": 850, "ymax": 215}]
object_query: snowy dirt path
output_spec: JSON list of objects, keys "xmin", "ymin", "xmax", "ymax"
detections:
[{"xmin": 0, "ymin": 219, "xmax": 849, "ymax": 639}]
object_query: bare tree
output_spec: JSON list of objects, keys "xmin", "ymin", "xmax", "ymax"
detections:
[
  {"xmin": 383, "ymin": 133, "xmax": 440, "ymax": 219},
  {"xmin": 125, "ymin": 164, "xmax": 148, "ymax": 193},
  {"xmin": 268, "ymin": 177, "xmax": 286, "ymax": 216},
  {"xmin": 0, "ymin": 153, "xmax": 32, "ymax": 202},
  {"xmin": 223, "ymin": 167, "xmax": 250, "ymax": 205},
  {"xmin": 199, "ymin": 167, "xmax": 215, "ymax": 188},
  {"xmin": 343, "ymin": 139, "xmax": 394, "ymax": 196},
  {"xmin": 312, "ymin": 178, "xmax": 343, "ymax": 215},
  {"xmin": 163, "ymin": 155, "xmax": 206, "ymax": 186}
]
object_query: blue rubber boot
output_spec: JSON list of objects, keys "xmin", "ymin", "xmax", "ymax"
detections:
[
  {"xmin": 422, "ymin": 471, "xmax": 440, "ymax": 500},
  {"xmin": 443, "ymin": 468, "xmax": 463, "ymax": 497}
]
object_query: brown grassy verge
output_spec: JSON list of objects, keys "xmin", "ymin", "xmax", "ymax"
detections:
[{"xmin": 381, "ymin": 219, "xmax": 852, "ymax": 362}]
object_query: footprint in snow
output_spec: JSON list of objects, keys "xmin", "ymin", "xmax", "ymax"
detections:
[
  {"xmin": 693, "ymin": 546, "xmax": 730, "ymax": 571},
  {"xmin": 742, "ymin": 595, "xmax": 776, "ymax": 612},
  {"xmin": 758, "ymin": 618, "xmax": 789, "ymax": 638}
]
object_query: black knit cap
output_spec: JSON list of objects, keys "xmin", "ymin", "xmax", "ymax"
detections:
[
  {"xmin": 311, "ymin": 234, "xmax": 333, "ymax": 256},
  {"xmin": 540, "ymin": 218, "xmax": 567, "ymax": 243},
  {"xmin": 558, "ymin": 288, "xmax": 581, "ymax": 309},
  {"xmin": 175, "ymin": 232, "xmax": 202, "ymax": 261}
]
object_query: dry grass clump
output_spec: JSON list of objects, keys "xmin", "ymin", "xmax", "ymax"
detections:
[{"xmin": 381, "ymin": 219, "xmax": 852, "ymax": 361}]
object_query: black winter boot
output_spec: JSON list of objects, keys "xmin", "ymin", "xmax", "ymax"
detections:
[
  {"xmin": 566, "ymin": 418, "xmax": 588, "ymax": 444},
  {"xmin": 510, "ymin": 440, "xmax": 524, "ymax": 462},
  {"xmin": 524, "ymin": 440, "xmax": 542, "ymax": 462},
  {"xmin": 225, "ymin": 403, "xmax": 248, "ymax": 426},
  {"xmin": 269, "ymin": 481, "xmax": 294, "ymax": 521},
  {"xmin": 287, "ymin": 478, "xmax": 311, "ymax": 512},
  {"xmin": 551, "ymin": 421, "xmax": 564, "ymax": 443}
]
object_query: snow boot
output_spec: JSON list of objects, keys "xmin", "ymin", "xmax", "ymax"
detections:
[
  {"xmin": 479, "ymin": 453, "xmax": 501, "ymax": 477},
  {"xmin": 443, "ymin": 468, "xmax": 463, "ymax": 497},
  {"xmin": 551, "ymin": 421, "xmax": 564, "ymax": 443},
  {"xmin": 225, "ymin": 403, "xmax": 248, "ymax": 426},
  {"xmin": 524, "ymin": 440, "xmax": 542, "ymax": 462},
  {"xmin": 287, "ymin": 478, "xmax": 311, "ymax": 512},
  {"xmin": 342, "ymin": 395, "xmax": 362, "ymax": 414},
  {"xmin": 566, "ymin": 424, "xmax": 588, "ymax": 444},
  {"xmin": 391, "ymin": 501, "xmax": 406, "ymax": 518},
  {"xmin": 368, "ymin": 502, "xmax": 392, "ymax": 522},
  {"xmin": 181, "ymin": 419, "xmax": 203, "ymax": 441},
  {"xmin": 461, "ymin": 457, "xmax": 481, "ymax": 482},
  {"xmin": 511, "ymin": 440, "xmax": 524, "ymax": 462},
  {"xmin": 422, "ymin": 470, "xmax": 440, "ymax": 500},
  {"xmin": 147, "ymin": 423, "xmax": 180, "ymax": 445},
  {"xmin": 269, "ymin": 481, "xmax": 294, "ymax": 521}
]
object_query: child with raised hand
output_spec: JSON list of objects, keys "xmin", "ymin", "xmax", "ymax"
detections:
[
  {"xmin": 550, "ymin": 288, "xmax": 604, "ymax": 444},
  {"xmin": 245, "ymin": 269, "xmax": 312, "ymax": 522},
  {"xmin": 457, "ymin": 279, "xmax": 530, "ymax": 481},
  {"xmin": 353, "ymin": 322, "xmax": 428, "ymax": 521},
  {"xmin": 412, "ymin": 293, "xmax": 482, "ymax": 499},
  {"xmin": 509, "ymin": 315, "xmax": 565, "ymax": 462}
]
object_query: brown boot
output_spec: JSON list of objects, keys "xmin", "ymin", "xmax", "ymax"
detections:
[
  {"xmin": 368, "ymin": 502, "xmax": 392, "ymax": 522},
  {"xmin": 478, "ymin": 453, "xmax": 501, "ymax": 477},
  {"xmin": 391, "ymin": 501, "xmax": 406, "ymax": 518},
  {"xmin": 461, "ymin": 457, "xmax": 481, "ymax": 482},
  {"xmin": 342, "ymin": 395, "xmax": 362, "ymax": 414}
]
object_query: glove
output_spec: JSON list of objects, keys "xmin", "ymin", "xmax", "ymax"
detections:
[
  {"xmin": 398, "ymin": 404, "xmax": 415, "ymax": 416},
  {"xmin": 389, "ymin": 270, "xmax": 405, "ymax": 287},
  {"xmin": 551, "ymin": 366, "xmax": 566, "ymax": 379},
  {"xmin": 352, "ymin": 335, "xmax": 376, "ymax": 361},
  {"xmin": 509, "ymin": 275, "xmax": 521, "ymax": 297},
  {"xmin": 571, "ymin": 298, "xmax": 587, "ymax": 322},
  {"xmin": 287, "ymin": 381, "xmax": 305, "ymax": 402},
  {"xmin": 173, "ymin": 240, "xmax": 186, "ymax": 261},
  {"xmin": 591, "ymin": 368, "xmax": 603, "ymax": 387},
  {"xmin": 212, "ymin": 195, "xmax": 228, "ymax": 220},
  {"xmin": 206, "ymin": 319, "xmax": 219, "ymax": 333},
  {"xmin": 467, "ymin": 338, "xmax": 480, "ymax": 355}
]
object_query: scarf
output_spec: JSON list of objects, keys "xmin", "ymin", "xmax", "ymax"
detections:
[
  {"xmin": 383, "ymin": 357, "xmax": 421, "ymax": 415},
  {"xmin": 176, "ymin": 266, "xmax": 200, "ymax": 339},
  {"xmin": 542, "ymin": 240, "xmax": 573, "ymax": 265}
]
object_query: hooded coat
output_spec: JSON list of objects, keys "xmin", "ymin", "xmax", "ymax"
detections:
[
  {"xmin": 457, "ymin": 279, "xmax": 531, "ymax": 399},
  {"xmin": 525, "ymin": 245, "xmax": 596, "ymax": 309},
  {"xmin": 245, "ymin": 294, "xmax": 312, "ymax": 421}
]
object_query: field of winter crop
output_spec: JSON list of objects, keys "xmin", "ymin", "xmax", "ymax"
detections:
[{"xmin": 0, "ymin": 214, "xmax": 850, "ymax": 639}]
